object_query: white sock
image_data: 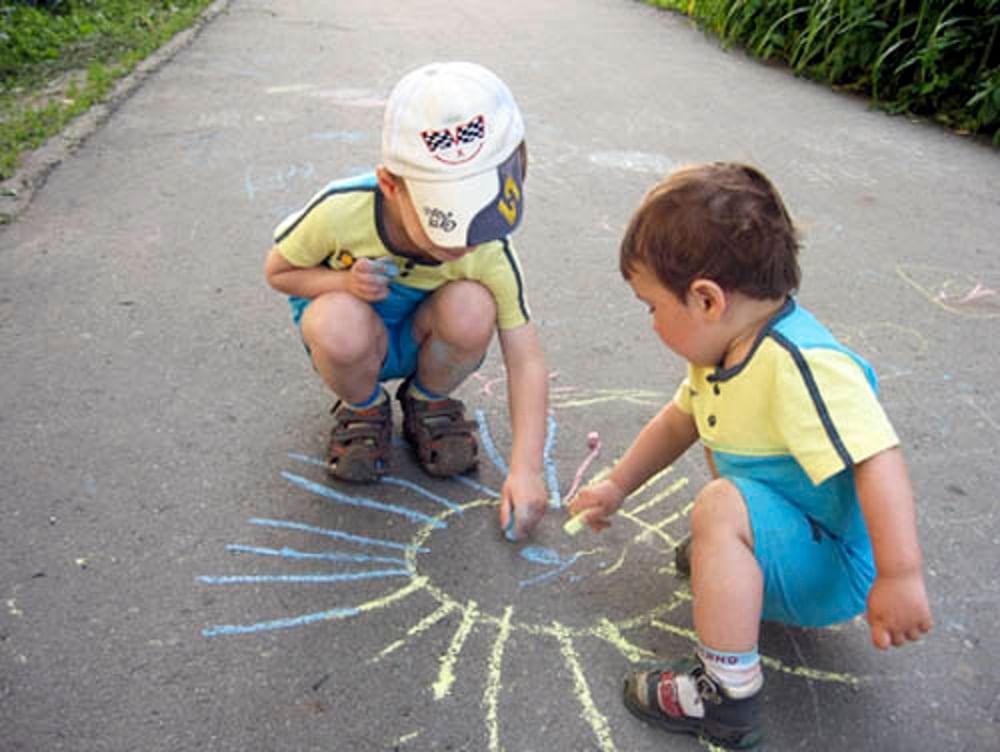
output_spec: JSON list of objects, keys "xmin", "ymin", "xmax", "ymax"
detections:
[{"xmin": 697, "ymin": 643, "xmax": 763, "ymax": 699}]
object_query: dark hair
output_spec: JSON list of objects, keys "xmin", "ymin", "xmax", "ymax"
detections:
[{"xmin": 619, "ymin": 162, "xmax": 800, "ymax": 300}]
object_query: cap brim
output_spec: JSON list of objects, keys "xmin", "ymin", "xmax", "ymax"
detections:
[{"xmin": 405, "ymin": 149, "xmax": 524, "ymax": 248}]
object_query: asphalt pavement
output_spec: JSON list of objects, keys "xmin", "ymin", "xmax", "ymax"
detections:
[{"xmin": 2, "ymin": 0, "xmax": 999, "ymax": 750}]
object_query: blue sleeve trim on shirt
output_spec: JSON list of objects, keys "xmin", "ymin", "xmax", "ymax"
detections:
[
  {"xmin": 771, "ymin": 330, "xmax": 854, "ymax": 470},
  {"xmin": 500, "ymin": 237, "xmax": 529, "ymax": 322}
]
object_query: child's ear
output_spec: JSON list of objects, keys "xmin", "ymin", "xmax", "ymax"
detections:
[
  {"xmin": 689, "ymin": 279, "xmax": 727, "ymax": 321},
  {"xmin": 375, "ymin": 166, "xmax": 402, "ymax": 198}
]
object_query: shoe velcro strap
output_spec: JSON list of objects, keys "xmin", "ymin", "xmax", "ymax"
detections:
[
  {"xmin": 331, "ymin": 403, "xmax": 389, "ymax": 441},
  {"xmin": 412, "ymin": 400, "xmax": 476, "ymax": 437}
]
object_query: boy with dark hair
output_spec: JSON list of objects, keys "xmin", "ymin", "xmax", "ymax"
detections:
[
  {"xmin": 568, "ymin": 162, "xmax": 932, "ymax": 748},
  {"xmin": 265, "ymin": 61, "xmax": 549, "ymax": 541}
]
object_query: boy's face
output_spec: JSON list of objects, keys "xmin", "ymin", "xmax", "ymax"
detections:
[{"xmin": 627, "ymin": 263, "xmax": 726, "ymax": 367}]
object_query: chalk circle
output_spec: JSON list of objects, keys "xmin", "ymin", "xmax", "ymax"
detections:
[{"xmin": 403, "ymin": 497, "xmax": 689, "ymax": 639}]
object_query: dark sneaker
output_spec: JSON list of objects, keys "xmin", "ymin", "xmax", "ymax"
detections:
[
  {"xmin": 396, "ymin": 377, "xmax": 478, "ymax": 477},
  {"xmin": 623, "ymin": 654, "xmax": 763, "ymax": 749},
  {"xmin": 327, "ymin": 390, "xmax": 392, "ymax": 482},
  {"xmin": 675, "ymin": 534, "xmax": 692, "ymax": 577}
]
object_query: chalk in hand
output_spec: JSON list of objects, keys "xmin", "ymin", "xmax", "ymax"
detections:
[
  {"xmin": 372, "ymin": 257, "xmax": 399, "ymax": 279},
  {"xmin": 504, "ymin": 508, "xmax": 518, "ymax": 542},
  {"xmin": 563, "ymin": 510, "xmax": 593, "ymax": 537}
]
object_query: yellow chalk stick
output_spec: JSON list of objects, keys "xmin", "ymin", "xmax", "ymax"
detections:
[{"xmin": 563, "ymin": 511, "xmax": 592, "ymax": 536}]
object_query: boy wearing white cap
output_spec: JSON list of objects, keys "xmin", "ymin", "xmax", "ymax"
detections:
[{"xmin": 264, "ymin": 61, "xmax": 548, "ymax": 540}]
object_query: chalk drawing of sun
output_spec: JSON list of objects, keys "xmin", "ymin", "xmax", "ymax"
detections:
[{"xmin": 200, "ymin": 386, "xmax": 860, "ymax": 751}]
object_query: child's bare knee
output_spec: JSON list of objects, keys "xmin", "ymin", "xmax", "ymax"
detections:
[
  {"xmin": 431, "ymin": 282, "xmax": 496, "ymax": 348},
  {"xmin": 302, "ymin": 294, "xmax": 378, "ymax": 362},
  {"xmin": 691, "ymin": 478, "xmax": 746, "ymax": 539}
]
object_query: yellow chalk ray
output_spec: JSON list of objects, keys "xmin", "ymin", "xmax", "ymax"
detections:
[
  {"xmin": 372, "ymin": 602, "xmax": 456, "ymax": 662},
  {"xmin": 617, "ymin": 509, "xmax": 681, "ymax": 549},
  {"xmin": 392, "ymin": 731, "xmax": 421, "ymax": 747},
  {"xmin": 552, "ymin": 621, "xmax": 619, "ymax": 752},
  {"xmin": 630, "ymin": 477, "xmax": 690, "ymax": 516},
  {"xmin": 355, "ymin": 575, "xmax": 428, "ymax": 616},
  {"xmin": 593, "ymin": 618, "xmax": 656, "ymax": 663},
  {"xmin": 598, "ymin": 548, "xmax": 629, "ymax": 577},
  {"xmin": 651, "ymin": 617, "xmax": 697, "ymax": 642},
  {"xmin": 484, "ymin": 606, "xmax": 514, "ymax": 752},
  {"xmin": 433, "ymin": 600, "xmax": 480, "ymax": 700},
  {"xmin": 761, "ymin": 656, "xmax": 860, "ymax": 685},
  {"xmin": 630, "ymin": 465, "xmax": 673, "ymax": 500}
]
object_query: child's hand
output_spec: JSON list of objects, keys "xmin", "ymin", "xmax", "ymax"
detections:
[
  {"xmin": 566, "ymin": 479, "xmax": 626, "ymax": 533},
  {"xmin": 865, "ymin": 571, "xmax": 932, "ymax": 649},
  {"xmin": 499, "ymin": 470, "xmax": 548, "ymax": 541},
  {"xmin": 348, "ymin": 258, "xmax": 397, "ymax": 302}
]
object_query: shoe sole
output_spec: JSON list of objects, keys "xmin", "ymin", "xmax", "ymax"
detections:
[
  {"xmin": 622, "ymin": 678, "xmax": 762, "ymax": 750},
  {"xmin": 418, "ymin": 435, "xmax": 478, "ymax": 477}
]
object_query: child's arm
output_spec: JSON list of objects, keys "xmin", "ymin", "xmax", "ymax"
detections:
[
  {"xmin": 567, "ymin": 401, "xmax": 698, "ymax": 531},
  {"xmin": 264, "ymin": 246, "xmax": 393, "ymax": 302},
  {"xmin": 855, "ymin": 447, "xmax": 933, "ymax": 649},
  {"xmin": 496, "ymin": 322, "xmax": 550, "ymax": 540}
]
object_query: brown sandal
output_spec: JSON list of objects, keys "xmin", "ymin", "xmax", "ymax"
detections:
[
  {"xmin": 327, "ymin": 390, "xmax": 391, "ymax": 482},
  {"xmin": 396, "ymin": 378, "xmax": 478, "ymax": 477}
]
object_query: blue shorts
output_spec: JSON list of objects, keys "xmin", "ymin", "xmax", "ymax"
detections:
[
  {"xmin": 289, "ymin": 283, "xmax": 431, "ymax": 382},
  {"xmin": 731, "ymin": 477, "xmax": 875, "ymax": 628}
]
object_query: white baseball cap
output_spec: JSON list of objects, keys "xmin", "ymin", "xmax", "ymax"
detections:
[{"xmin": 381, "ymin": 61, "xmax": 526, "ymax": 248}]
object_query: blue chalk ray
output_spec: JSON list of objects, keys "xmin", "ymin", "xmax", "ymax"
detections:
[
  {"xmin": 203, "ymin": 606, "xmax": 362, "ymax": 637},
  {"xmin": 452, "ymin": 475, "xmax": 500, "ymax": 498},
  {"xmin": 521, "ymin": 545, "xmax": 563, "ymax": 566},
  {"xmin": 281, "ymin": 471, "xmax": 446, "ymax": 528},
  {"xmin": 249, "ymin": 518, "xmax": 428, "ymax": 552},
  {"xmin": 225, "ymin": 544, "xmax": 407, "ymax": 567},
  {"xmin": 475, "ymin": 409, "xmax": 509, "ymax": 476},
  {"xmin": 380, "ymin": 476, "xmax": 463, "ymax": 513},
  {"xmin": 287, "ymin": 451, "xmax": 327, "ymax": 468},
  {"xmin": 518, "ymin": 553, "xmax": 583, "ymax": 588},
  {"xmin": 543, "ymin": 413, "xmax": 562, "ymax": 508},
  {"xmin": 198, "ymin": 570, "xmax": 411, "ymax": 585},
  {"xmin": 289, "ymin": 452, "xmax": 464, "ymax": 513}
]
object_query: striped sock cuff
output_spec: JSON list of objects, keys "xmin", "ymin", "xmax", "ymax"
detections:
[
  {"xmin": 697, "ymin": 643, "xmax": 763, "ymax": 698},
  {"xmin": 408, "ymin": 378, "xmax": 446, "ymax": 401}
]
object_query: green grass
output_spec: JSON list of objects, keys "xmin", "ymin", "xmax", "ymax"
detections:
[
  {"xmin": 648, "ymin": 0, "xmax": 1000, "ymax": 143},
  {"xmin": 0, "ymin": 0, "xmax": 217, "ymax": 180}
]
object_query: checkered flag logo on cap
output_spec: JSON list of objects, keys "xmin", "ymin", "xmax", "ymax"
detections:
[
  {"xmin": 421, "ymin": 115, "xmax": 486, "ymax": 162},
  {"xmin": 455, "ymin": 115, "xmax": 485, "ymax": 144},
  {"xmin": 422, "ymin": 130, "xmax": 455, "ymax": 153}
]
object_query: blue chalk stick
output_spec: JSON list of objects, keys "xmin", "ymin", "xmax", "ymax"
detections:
[
  {"xmin": 504, "ymin": 508, "xmax": 517, "ymax": 542},
  {"xmin": 372, "ymin": 257, "xmax": 399, "ymax": 278}
]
